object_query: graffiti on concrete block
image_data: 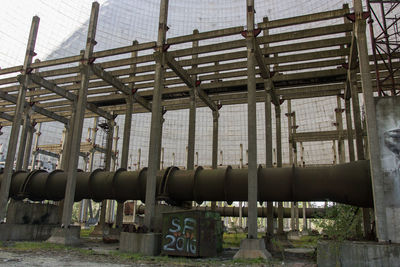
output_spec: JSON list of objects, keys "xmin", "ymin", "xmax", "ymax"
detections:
[{"xmin": 162, "ymin": 216, "xmax": 197, "ymax": 255}]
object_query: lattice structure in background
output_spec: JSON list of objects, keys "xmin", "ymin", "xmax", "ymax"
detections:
[
  {"xmin": 0, "ymin": 0, "xmax": 374, "ymax": 172},
  {"xmin": 367, "ymin": 0, "xmax": 400, "ymax": 96}
]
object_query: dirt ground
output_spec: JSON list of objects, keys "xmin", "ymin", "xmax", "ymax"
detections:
[{"xmin": 0, "ymin": 239, "xmax": 317, "ymax": 267}]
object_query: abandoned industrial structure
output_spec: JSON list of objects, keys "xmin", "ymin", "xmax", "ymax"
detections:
[{"xmin": 0, "ymin": 0, "xmax": 399, "ymax": 264}]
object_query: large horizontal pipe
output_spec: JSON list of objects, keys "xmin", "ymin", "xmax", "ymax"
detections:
[
  {"xmin": 126, "ymin": 203, "xmax": 329, "ymax": 219},
  {"xmin": 0, "ymin": 160, "xmax": 373, "ymax": 207}
]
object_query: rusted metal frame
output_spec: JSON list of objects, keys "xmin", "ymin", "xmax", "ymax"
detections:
[{"xmin": 89, "ymin": 63, "xmax": 151, "ymax": 112}]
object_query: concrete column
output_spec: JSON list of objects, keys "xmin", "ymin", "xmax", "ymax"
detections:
[
  {"xmin": 22, "ymin": 121, "xmax": 35, "ymax": 170},
  {"xmin": 99, "ymin": 118, "xmax": 115, "ymax": 228},
  {"xmin": 144, "ymin": 0, "xmax": 168, "ymax": 230},
  {"xmin": 275, "ymin": 104, "xmax": 284, "ymax": 234},
  {"xmin": 0, "ymin": 16, "xmax": 39, "ymax": 221},
  {"xmin": 117, "ymin": 93, "xmax": 133, "ymax": 228},
  {"xmin": 187, "ymin": 29, "xmax": 198, "ymax": 171},
  {"xmin": 336, "ymin": 96, "xmax": 346, "ymax": 163},
  {"xmin": 245, "ymin": 0, "xmax": 258, "ymax": 240},
  {"xmin": 30, "ymin": 122, "xmax": 41, "ymax": 170},
  {"xmin": 345, "ymin": 99, "xmax": 356, "ymax": 162},
  {"xmin": 211, "ymin": 110, "xmax": 219, "ymax": 210},
  {"xmin": 16, "ymin": 109, "xmax": 31, "ymax": 170},
  {"xmin": 292, "ymin": 112, "xmax": 299, "ymax": 231},
  {"xmin": 60, "ymin": 3, "xmax": 99, "ymax": 227},
  {"xmin": 354, "ymin": 0, "xmax": 384, "ymax": 241},
  {"xmin": 286, "ymin": 100, "xmax": 295, "ymax": 231}
]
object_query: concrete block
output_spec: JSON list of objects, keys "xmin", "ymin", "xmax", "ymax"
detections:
[
  {"xmin": 317, "ymin": 240, "xmax": 400, "ymax": 267},
  {"xmin": 0, "ymin": 224, "xmax": 57, "ymax": 241},
  {"xmin": 47, "ymin": 226, "xmax": 81, "ymax": 246},
  {"xmin": 7, "ymin": 200, "xmax": 60, "ymax": 225},
  {"xmin": 233, "ymin": 238, "xmax": 272, "ymax": 259},
  {"xmin": 287, "ymin": 230, "xmax": 301, "ymax": 241},
  {"xmin": 120, "ymin": 232, "xmax": 162, "ymax": 256}
]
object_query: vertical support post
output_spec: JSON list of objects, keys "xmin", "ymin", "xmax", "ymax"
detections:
[
  {"xmin": 30, "ymin": 122, "xmax": 41, "ymax": 170},
  {"xmin": 345, "ymin": 99, "xmax": 356, "ymax": 162},
  {"xmin": 275, "ymin": 104, "xmax": 284, "ymax": 234},
  {"xmin": 16, "ymin": 109, "xmax": 31, "ymax": 170},
  {"xmin": 335, "ymin": 96, "xmax": 346, "ymax": 163},
  {"xmin": 117, "ymin": 39, "xmax": 136, "ymax": 227},
  {"xmin": 287, "ymin": 100, "xmax": 295, "ymax": 231},
  {"xmin": 22, "ymin": 121, "xmax": 35, "ymax": 170},
  {"xmin": 60, "ymin": 2, "xmax": 99, "ymax": 227},
  {"xmin": 262, "ymin": 16, "xmax": 274, "ymax": 236},
  {"xmin": 239, "ymin": 144, "xmax": 244, "ymax": 228},
  {"xmin": 0, "ymin": 16, "xmax": 39, "ymax": 221},
  {"xmin": 99, "ymin": 117, "xmax": 115, "ymax": 228},
  {"xmin": 144, "ymin": 0, "xmax": 168, "ymax": 230},
  {"xmin": 187, "ymin": 29, "xmax": 198, "ymax": 171},
  {"xmin": 211, "ymin": 110, "xmax": 219, "ymax": 210},
  {"xmin": 354, "ymin": 0, "xmax": 383, "ymax": 240},
  {"xmin": 245, "ymin": 0, "xmax": 258, "ymax": 240}
]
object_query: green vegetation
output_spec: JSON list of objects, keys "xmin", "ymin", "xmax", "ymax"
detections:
[
  {"xmin": 80, "ymin": 226, "xmax": 95, "ymax": 238},
  {"xmin": 223, "ymin": 232, "xmax": 264, "ymax": 248},
  {"xmin": 291, "ymin": 235, "xmax": 319, "ymax": 248},
  {"xmin": 312, "ymin": 204, "xmax": 363, "ymax": 242}
]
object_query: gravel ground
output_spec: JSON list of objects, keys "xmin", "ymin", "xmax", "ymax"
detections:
[{"xmin": 0, "ymin": 240, "xmax": 316, "ymax": 267}]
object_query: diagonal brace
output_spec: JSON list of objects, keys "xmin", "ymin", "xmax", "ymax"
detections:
[
  {"xmin": 165, "ymin": 52, "xmax": 219, "ymax": 112},
  {"xmin": 0, "ymin": 112, "xmax": 14, "ymax": 122},
  {"xmin": 253, "ymin": 38, "xmax": 280, "ymax": 106},
  {"xmin": 344, "ymin": 34, "xmax": 358, "ymax": 100},
  {"xmin": 0, "ymin": 90, "xmax": 68, "ymax": 125},
  {"xmin": 20, "ymin": 73, "xmax": 113, "ymax": 120},
  {"xmin": 90, "ymin": 63, "xmax": 152, "ymax": 112}
]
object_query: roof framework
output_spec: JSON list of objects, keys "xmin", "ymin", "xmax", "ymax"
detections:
[{"xmin": 0, "ymin": 5, "xmax": 397, "ymax": 126}]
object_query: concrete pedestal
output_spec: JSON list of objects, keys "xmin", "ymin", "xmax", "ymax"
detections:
[
  {"xmin": 47, "ymin": 226, "xmax": 81, "ymax": 246},
  {"xmin": 120, "ymin": 232, "xmax": 161, "ymax": 256},
  {"xmin": 233, "ymin": 238, "xmax": 271, "ymax": 259},
  {"xmin": 0, "ymin": 224, "xmax": 58, "ymax": 241},
  {"xmin": 317, "ymin": 240, "xmax": 400, "ymax": 266}
]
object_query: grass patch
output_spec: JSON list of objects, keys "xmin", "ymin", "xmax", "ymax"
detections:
[
  {"xmin": 12, "ymin": 241, "xmax": 66, "ymax": 251},
  {"xmin": 223, "ymin": 232, "xmax": 264, "ymax": 248},
  {"xmin": 291, "ymin": 235, "xmax": 319, "ymax": 248},
  {"xmin": 80, "ymin": 226, "xmax": 95, "ymax": 238}
]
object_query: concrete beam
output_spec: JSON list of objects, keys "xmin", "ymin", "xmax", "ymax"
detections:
[{"xmin": 90, "ymin": 63, "xmax": 151, "ymax": 112}]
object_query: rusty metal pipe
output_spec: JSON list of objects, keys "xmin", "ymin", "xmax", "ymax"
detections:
[{"xmin": 0, "ymin": 160, "xmax": 373, "ymax": 207}]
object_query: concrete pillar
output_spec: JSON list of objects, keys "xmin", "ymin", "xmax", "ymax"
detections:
[
  {"xmin": 211, "ymin": 110, "xmax": 219, "ymax": 210},
  {"xmin": 22, "ymin": 121, "xmax": 35, "ymax": 170},
  {"xmin": 187, "ymin": 29, "xmax": 198, "ymax": 171},
  {"xmin": 99, "ymin": 118, "xmax": 115, "ymax": 228},
  {"xmin": 15, "ymin": 109, "xmax": 31, "ymax": 171},
  {"xmin": 60, "ymin": 3, "xmax": 99, "ymax": 227},
  {"xmin": 244, "ymin": 0, "xmax": 258, "ymax": 240},
  {"xmin": 354, "ymin": 0, "xmax": 385, "ymax": 241},
  {"xmin": 0, "ymin": 16, "xmax": 39, "ymax": 222},
  {"xmin": 144, "ymin": 0, "xmax": 168, "ymax": 230},
  {"xmin": 117, "ymin": 83, "xmax": 134, "ymax": 228},
  {"xmin": 275, "ymin": 104, "xmax": 284, "ymax": 234},
  {"xmin": 336, "ymin": 96, "xmax": 346, "ymax": 163},
  {"xmin": 345, "ymin": 99, "xmax": 356, "ymax": 162},
  {"xmin": 30, "ymin": 122, "xmax": 41, "ymax": 170}
]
